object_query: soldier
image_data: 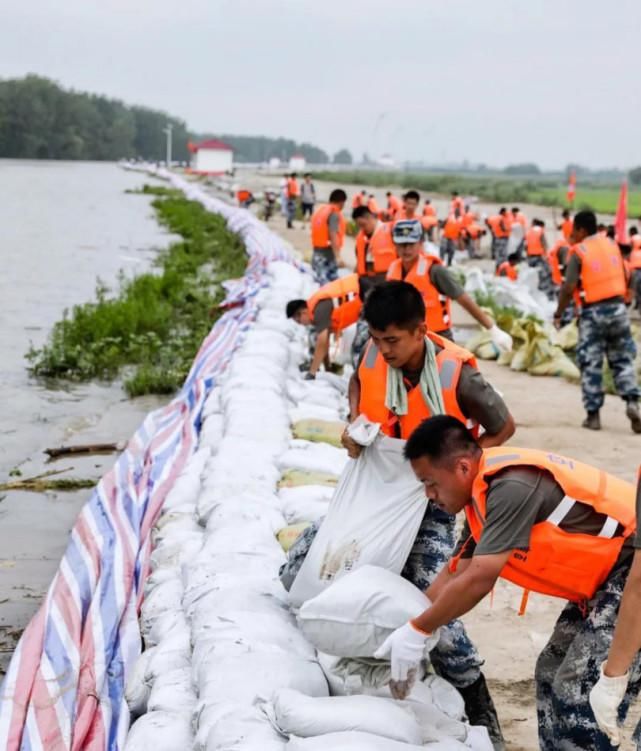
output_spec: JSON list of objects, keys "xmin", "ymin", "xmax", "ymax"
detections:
[
  {"xmin": 555, "ymin": 210, "xmax": 641, "ymax": 432},
  {"xmin": 525, "ymin": 219, "xmax": 555, "ymax": 300},
  {"xmin": 343, "ymin": 282, "xmax": 515, "ymax": 747},
  {"xmin": 378, "ymin": 415, "xmax": 639, "ymax": 751}
]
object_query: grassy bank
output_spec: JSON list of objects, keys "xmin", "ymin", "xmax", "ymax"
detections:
[
  {"xmin": 313, "ymin": 170, "xmax": 641, "ymax": 216},
  {"xmin": 27, "ymin": 185, "xmax": 247, "ymax": 396}
]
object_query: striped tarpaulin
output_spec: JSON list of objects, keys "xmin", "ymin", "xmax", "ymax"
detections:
[{"xmin": 0, "ymin": 171, "xmax": 303, "ymax": 750}]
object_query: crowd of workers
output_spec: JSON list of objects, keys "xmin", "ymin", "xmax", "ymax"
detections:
[{"xmin": 278, "ymin": 180, "xmax": 641, "ymax": 749}]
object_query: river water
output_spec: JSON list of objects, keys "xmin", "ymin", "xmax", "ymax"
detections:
[{"xmin": 0, "ymin": 160, "xmax": 172, "ymax": 668}]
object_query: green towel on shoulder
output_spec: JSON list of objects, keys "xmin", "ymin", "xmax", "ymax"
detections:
[{"xmin": 384, "ymin": 337, "xmax": 445, "ymax": 419}]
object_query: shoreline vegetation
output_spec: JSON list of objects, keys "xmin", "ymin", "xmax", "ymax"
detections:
[
  {"xmin": 312, "ymin": 170, "xmax": 641, "ymax": 216},
  {"xmin": 26, "ymin": 185, "xmax": 247, "ymax": 397}
]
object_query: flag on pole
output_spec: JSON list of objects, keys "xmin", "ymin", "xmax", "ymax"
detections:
[
  {"xmin": 566, "ymin": 170, "xmax": 576, "ymax": 204},
  {"xmin": 614, "ymin": 180, "xmax": 628, "ymax": 243}
]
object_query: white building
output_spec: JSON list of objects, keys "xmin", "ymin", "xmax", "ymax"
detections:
[
  {"xmin": 188, "ymin": 139, "xmax": 234, "ymax": 175},
  {"xmin": 288, "ymin": 153, "xmax": 306, "ymax": 171}
]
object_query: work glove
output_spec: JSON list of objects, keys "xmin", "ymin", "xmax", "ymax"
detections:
[
  {"xmin": 489, "ymin": 324, "xmax": 513, "ymax": 353},
  {"xmin": 373, "ymin": 621, "xmax": 436, "ymax": 684},
  {"xmin": 589, "ymin": 663, "xmax": 629, "ymax": 747}
]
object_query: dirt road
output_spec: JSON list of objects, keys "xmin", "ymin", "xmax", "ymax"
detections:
[{"xmin": 251, "ymin": 188, "xmax": 641, "ymax": 750}]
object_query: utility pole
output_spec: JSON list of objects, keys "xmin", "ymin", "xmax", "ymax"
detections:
[{"xmin": 163, "ymin": 123, "xmax": 173, "ymax": 167}]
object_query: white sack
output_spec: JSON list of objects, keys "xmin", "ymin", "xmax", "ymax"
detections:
[
  {"xmin": 288, "ymin": 437, "xmax": 427, "ymax": 607},
  {"xmin": 298, "ymin": 565, "xmax": 434, "ymax": 657},
  {"xmin": 278, "ymin": 440, "xmax": 348, "ymax": 477},
  {"xmin": 125, "ymin": 646, "xmax": 156, "ymax": 717},
  {"xmin": 147, "ymin": 666, "xmax": 196, "ymax": 715},
  {"xmin": 124, "ymin": 711, "xmax": 193, "ymax": 751},
  {"xmin": 269, "ymin": 688, "xmax": 423, "ymax": 744},
  {"xmin": 278, "ymin": 484, "xmax": 334, "ymax": 524},
  {"xmin": 197, "ymin": 702, "xmax": 285, "ymax": 751},
  {"xmin": 286, "ymin": 731, "xmax": 467, "ymax": 750}
]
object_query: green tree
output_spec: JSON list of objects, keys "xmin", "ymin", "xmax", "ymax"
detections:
[
  {"xmin": 333, "ymin": 148, "xmax": 353, "ymax": 165},
  {"xmin": 629, "ymin": 166, "xmax": 641, "ymax": 186}
]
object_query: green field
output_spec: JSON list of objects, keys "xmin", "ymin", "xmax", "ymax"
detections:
[{"xmin": 313, "ymin": 170, "xmax": 641, "ymax": 217}]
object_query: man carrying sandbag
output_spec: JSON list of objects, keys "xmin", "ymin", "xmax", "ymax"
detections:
[
  {"xmin": 342, "ymin": 281, "xmax": 515, "ymax": 747},
  {"xmin": 377, "ymin": 415, "xmax": 640, "ymax": 750}
]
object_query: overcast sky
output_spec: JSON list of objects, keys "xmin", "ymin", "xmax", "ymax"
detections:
[{"xmin": 2, "ymin": 0, "xmax": 639, "ymax": 169}]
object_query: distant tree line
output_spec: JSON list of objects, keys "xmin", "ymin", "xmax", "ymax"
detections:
[{"xmin": 0, "ymin": 75, "xmax": 350, "ymax": 165}]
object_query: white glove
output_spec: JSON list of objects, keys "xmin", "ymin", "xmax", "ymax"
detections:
[
  {"xmin": 489, "ymin": 324, "xmax": 513, "ymax": 353},
  {"xmin": 373, "ymin": 621, "xmax": 435, "ymax": 683},
  {"xmin": 589, "ymin": 663, "xmax": 629, "ymax": 746}
]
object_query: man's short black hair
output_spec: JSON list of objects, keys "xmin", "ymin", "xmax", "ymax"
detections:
[
  {"xmin": 386, "ymin": 191, "xmax": 392, "ymax": 197},
  {"xmin": 630, "ymin": 227, "xmax": 638, "ymax": 236},
  {"xmin": 404, "ymin": 415, "xmax": 480, "ymax": 466},
  {"xmin": 512, "ymin": 207, "xmax": 520, "ymax": 213},
  {"xmin": 352, "ymin": 206, "xmax": 374, "ymax": 221},
  {"xmin": 508, "ymin": 252, "xmax": 519, "ymax": 263},
  {"xmin": 329, "ymin": 188, "xmax": 347, "ymax": 203},
  {"xmin": 304, "ymin": 172, "xmax": 311, "ymax": 178},
  {"xmin": 574, "ymin": 210, "xmax": 598, "ymax": 236},
  {"xmin": 607, "ymin": 225, "xmax": 616, "ymax": 239},
  {"xmin": 286, "ymin": 299, "xmax": 307, "ymax": 319},
  {"xmin": 562, "ymin": 209, "xmax": 570, "ymax": 218},
  {"xmin": 290, "ymin": 173, "xmax": 297, "ymax": 178},
  {"xmin": 597, "ymin": 223, "xmax": 607, "ymax": 232},
  {"xmin": 452, "ymin": 191, "xmax": 459, "ymax": 197},
  {"xmin": 499, "ymin": 207, "xmax": 506, "ymax": 215},
  {"xmin": 404, "ymin": 190, "xmax": 420, "ymax": 202},
  {"xmin": 363, "ymin": 281, "xmax": 425, "ymax": 331}
]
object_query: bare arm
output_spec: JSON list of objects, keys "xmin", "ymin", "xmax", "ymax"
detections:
[
  {"xmin": 341, "ymin": 371, "xmax": 363, "ymax": 458},
  {"xmin": 309, "ymin": 329, "xmax": 330, "ymax": 376},
  {"xmin": 413, "ymin": 552, "xmax": 510, "ymax": 633},
  {"xmin": 604, "ymin": 551, "xmax": 641, "ymax": 677},
  {"xmin": 329, "ymin": 228, "xmax": 343, "ymax": 265},
  {"xmin": 425, "ymin": 555, "xmax": 472, "ymax": 602},
  {"xmin": 478, "ymin": 412, "xmax": 515, "ymax": 448},
  {"xmin": 555, "ymin": 279, "xmax": 577, "ymax": 320},
  {"xmin": 455, "ymin": 292, "xmax": 494, "ymax": 330}
]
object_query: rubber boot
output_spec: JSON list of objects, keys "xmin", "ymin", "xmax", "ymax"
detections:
[
  {"xmin": 582, "ymin": 411, "xmax": 601, "ymax": 430},
  {"xmin": 458, "ymin": 673, "xmax": 505, "ymax": 751},
  {"xmin": 626, "ymin": 400, "xmax": 641, "ymax": 434}
]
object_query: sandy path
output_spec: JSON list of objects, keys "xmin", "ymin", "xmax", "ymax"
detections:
[{"xmin": 245, "ymin": 185, "xmax": 641, "ymax": 750}]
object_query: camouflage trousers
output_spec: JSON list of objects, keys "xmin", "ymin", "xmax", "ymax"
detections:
[
  {"xmin": 633, "ymin": 269, "xmax": 641, "ymax": 310},
  {"xmin": 440, "ymin": 238, "xmax": 457, "ymax": 266},
  {"xmin": 527, "ymin": 255, "xmax": 556, "ymax": 300},
  {"xmin": 311, "ymin": 249, "xmax": 339, "ymax": 285},
  {"xmin": 536, "ymin": 558, "xmax": 641, "ymax": 750},
  {"xmin": 280, "ymin": 504, "xmax": 483, "ymax": 689},
  {"xmin": 494, "ymin": 237, "xmax": 508, "ymax": 265},
  {"xmin": 351, "ymin": 319, "xmax": 371, "ymax": 369},
  {"xmin": 576, "ymin": 301, "xmax": 640, "ymax": 413},
  {"xmin": 401, "ymin": 503, "xmax": 483, "ymax": 689}
]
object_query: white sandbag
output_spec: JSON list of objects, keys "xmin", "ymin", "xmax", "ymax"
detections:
[
  {"xmin": 268, "ymin": 688, "xmax": 422, "ymax": 744},
  {"xmin": 146, "ymin": 609, "xmax": 190, "ymax": 649},
  {"xmin": 147, "ymin": 666, "xmax": 196, "ymax": 715},
  {"xmin": 199, "ymin": 653, "xmax": 328, "ymax": 705},
  {"xmin": 278, "ymin": 440, "xmax": 348, "ymax": 477},
  {"xmin": 288, "ymin": 437, "xmax": 427, "ymax": 607},
  {"xmin": 199, "ymin": 413, "xmax": 225, "ymax": 451},
  {"xmin": 203, "ymin": 518, "xmax": 283, "ymax": 557},
  {"xmin": 465, "ymin": 725, "xmax": 494, "ymax": 750},
  {"xmin": 365, "ymin": 673, "xmax": 465, "ymax": 722},
  {"xmin": 125, "ymin": 646, "xmax": 156, "ymax": 717},
  {"xmin": 278, "ymin": 484, "xmax": 333, "ymax": 524},
  {"xmin": 124, "ymin": 711, "xmax": 193, "ymax": 751},
  {"xmin": 199, "ymin": 703, "xmax": 285, "ymax": 751},
  {"xmin": 298, "ymin": 565, "xmax": 435, "ymax": 657},
  {"xmin": 146, "ymin": 629, "xmax": 191, "ymax": 677},
  {"xmin": 289, "ymin": 404, "xmax": 342, "ymax": 424},
  {"xmin": 140, "ymin": 577, "xmax": 184, "ymax": 638},
  {"xmin": 149, "ymin": 532, "xmax": 202, "ymax": 570},
  {"xmin": 143, "ymin": 564, "xmax": 180, "ymax": 596},
  {"xmin": 286, "ymin": 731, "xmax": 467, "ymax": 750},
  {"xmin": 152, "ymin": 513, "xmax": 201, "ymax": 545}
]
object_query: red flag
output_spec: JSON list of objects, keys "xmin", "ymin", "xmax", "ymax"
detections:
[
  {"xmin": 566, "ymin": 170, "xmax": 576, "ymax": 204},
  {"xmin": 614, "ymin": 180, "xmax": 628, "ymax": 243}
]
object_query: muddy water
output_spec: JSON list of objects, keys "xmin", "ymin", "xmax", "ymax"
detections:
[{"xmin": 0, "ymin": 160, "xmax": 171, "ymax": 670}]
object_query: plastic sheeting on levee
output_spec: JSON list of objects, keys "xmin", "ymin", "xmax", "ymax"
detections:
[
  {"xmin": 124, "ymin": 217, "xmax": 493, "ymax": 751},
  {"xmin": 464, "ymin": 265, "xmax": 556, "ymax": 321}
]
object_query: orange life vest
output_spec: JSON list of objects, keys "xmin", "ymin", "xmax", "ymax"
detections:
[
  {"xmin": 629, "ymin": 244, "xmax": 641, "ymax": 269},
  {"xmin": 548, "ymin": 239, "xmax": 569, "ymax": 285},
  {"xmin": 367, "ymin": 197, "xmax": 380, "ymax": 215},
  {"xmin": 570, "ymin": 235, "xmax": 627, "ymax": 304},
  {"xmin": 496, "ymin": 261, "xmax": 518, "ymax": 281},
  {"xmin": 514, "ymin": 212, "xmax": 528, "ymax": 230},
  {"xmin": 462, "ymin": 447, "xmax": 636, "ymax": 604},
  {"xmin": 311, "ymin": 204, "xmax": 346, "ymax": 250},
  {"xmin": 307, "ymin": 274, "xmax": 361, "ymax": 333},
  {"xmin": 358, "ymin": 334, "xmax": 479, "ymax": 439},
  {"xmin": 287, "ymin": 178, "xmax": 299, "ymax": 198},
  {"xmin": 462, "ymin": 211, "xmax": 475, "ymax": 229},
  {"xmin": 561, "ymin": 217, "xmax": 573, "ymax": 241},
  {"xmin": 387, "ymin": 195, "xmax": 402, "ymax": 216},
  {"xmin": 423, "ymin": 204, "xmax": 436, "ymax": 218},
  {"xmin": 237, "ymin": 189, "xmax": 251, "ymax": 203},
  {"xmin": 352, "ymin": 193, "xmax": 365, "ymax": 209},
  {"xmin": 386, "ymin": 252, "xmax": 452, "ymax": 334},
  {"xmin": 526, "ymin": 226, "xmax": 545, "ymax": 256},
  {"xmin": 450, "ymin": 196, "xmax": 464, "ymax": 216},
  {"xmin": 442, "ymin": 215, "xmax": 461, "ymax": 240},
  {"xmin": 488, "ymin": 215, "xmax": 510, "ymax": 239},
  {"xmin": 355, "ymin": 222, "xmax": 397, "ymax": 276}
]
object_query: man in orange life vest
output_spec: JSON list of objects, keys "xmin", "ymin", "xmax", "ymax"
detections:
[
  {"xmin": 628, "ymin": 226, "xmax": 641, "ymax": 310},
  {"xmin": 286, "ymin": 173, "xmax": 300, "ymax": 229},
  {"xmin": 496, "ymin": 253, "xmax": 519, "ymax": 280},
  {"xmin": 352, "ymin": 206, "xmax": 396, "ymax": 293},
  {"xmin": 286, "ymin": 274, "xmax": 361, "ymax": 380},
  {"xmin": 386, "ymin": 220, "xmax": 514, "ymax": 349},
  {"xmin": 310, "ymin": 189, "xmax": 347, "ymax": 285},
  {"xmin": 342, "ymin": 282, "xmax": 515, "ymax": 745},
  {"xmin": 558, "ymin": 208, "xmax": 573, "ymax": 242},
  {"xmin": 555, "ymin": 210, "xmax": 641, "ymax": 432},
  {"xmin": 375, "ymin": 415, "xmax": 639, "ymax": 750},
  {"xmin": 525, "ymin": 218, "xmax": 555, "ymax": 300},
  {"xmin": 485, "ymin": 208, "xmax": 510, "ymax": 263},
  {"xmin": 386, "ymin": 191, "xmax": 402, "ymax": 220},
  {"xmin": 352, "ymin": 189, "xmax": 367, "ymax": 210}
]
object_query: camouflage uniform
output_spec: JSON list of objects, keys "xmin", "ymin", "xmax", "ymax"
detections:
[
  {"xmin": 401, "ymin": 502, "xmax": 483, "ymax": 689},
  {"xmin": 351, "ymin": 319, "xmax": 371, "ymax": 369},
  {"xmin": 494, "ymin": 237, "xmax": 508, "ymax": 266},
  {"xmin": 528, "ymin": 256, "xmax": 556, "ymax": 300},
  {"xmin": 576, "ymin": 300, "xmax": 640, "ymax": 414},
  {"xmin": 440, "ymin": 238, "xmax": 457, "ymax": 267},
  {"xmin": 311, "ymin": 250, "xmax": 338, "ymax": 285},
  {"xmin": 280, "ymin": 504, "xmax": 483, "ymax": 689},
  {"xmin": 535, "ymin": 558, "xmax": 641, "ymax": 750}
]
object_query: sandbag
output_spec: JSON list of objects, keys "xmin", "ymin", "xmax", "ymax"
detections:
[
  {"xmin": 124, "ymin": 711, "xmax": 193, "ymax": 751},
  {"xmin": 278, "ymin": 439, "xmax": 348, "ymax": 476},
  {"xmin": 147, "ymin": 666, "xmax": 196, "ymax": 715},
  {"xmin": 277, "ymin": 522, "xmax": 313, "ymax": 552},
  {"xmin": 125, "ymin": 646, "xmax": 156, "ymax": 718},
  {"xmin": 292, "ymin": 419, "xmax": 345, "ymax": 448},
  {"xmin": 198, "ymin": 702, "xmax": 285, "ymax": 751},
  {"xmin": 278, "ymin": 469, "xmax": 338, "ymax": 488},
  {"xmin": 288, "ymin": 437, "xmax": 427, "ymax": 607},
  {"xmin": 286, "ymin": 731, "xmax": 468, "ymax": 750},
  {"xmin": 278, "ymin": 484, "xmax": 333, "ymax": 524},
  {"xmin": 268, "ymin": 688, "xmax": 423, "ymax": 744},
  {"xmin": 297, "ymin": 565, "xmax": 436, "ymax": 657}
]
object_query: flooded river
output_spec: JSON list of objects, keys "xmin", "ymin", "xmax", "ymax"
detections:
[{"xmin": 0, "ymin": 160, "xmax": 171, "ymax": 669}]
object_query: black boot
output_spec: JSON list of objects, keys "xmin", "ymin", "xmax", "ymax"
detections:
[
  {"xmin": 626, "ymin": 400, "xmax": 641, "ymax": 434},
  {"xmin": 458, "ymin": 673, "xmax": 505, "ymax": 750},
  {"xmin": 582, "ymin": 411, "xmax": 601, "ymax": 430}
]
